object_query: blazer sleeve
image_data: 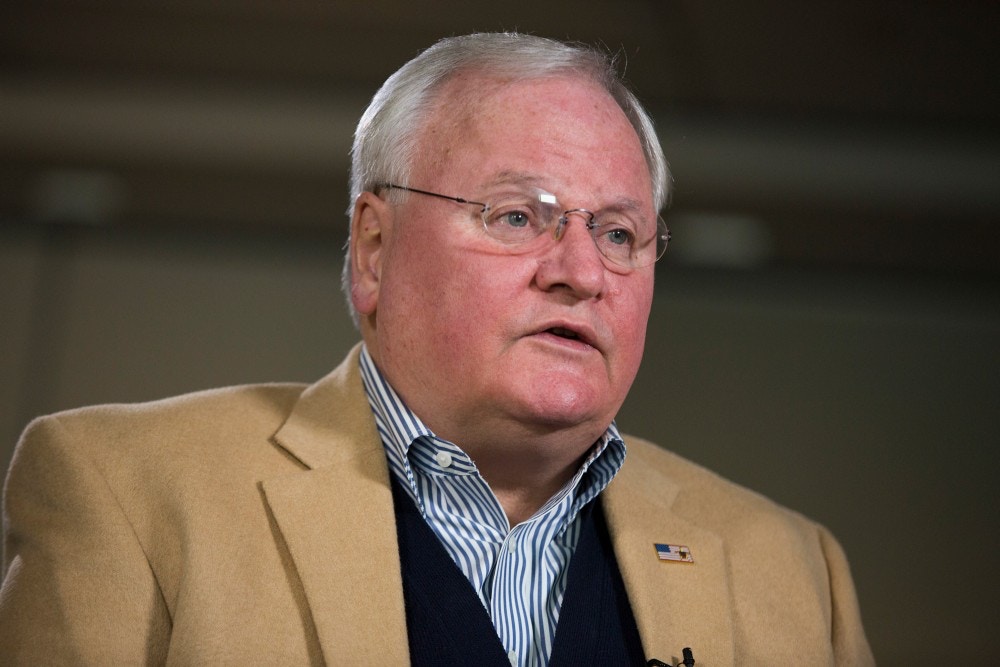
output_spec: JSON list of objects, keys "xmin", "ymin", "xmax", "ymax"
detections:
[
  {"xmin": 0, "ymin": 415, "xmax": 171, "ymax": 665},
  {"xmin": 818, "ymin": 524, "xmax": 876, "ymax": 666}
]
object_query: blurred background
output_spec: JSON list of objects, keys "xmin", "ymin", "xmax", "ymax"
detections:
[{"xmin": 1, "ymin": 1, "xmax": 997, "ymax": 662}]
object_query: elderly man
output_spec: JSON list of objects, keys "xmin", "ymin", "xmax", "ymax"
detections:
[{"xmin": 1, "ymin": 33, "xmax": 872, "ymax": 665}]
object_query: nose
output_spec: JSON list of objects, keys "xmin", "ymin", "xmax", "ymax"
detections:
[{"xmin": 534, "ymin": 211, "xmax": 606, "ymax": 299}]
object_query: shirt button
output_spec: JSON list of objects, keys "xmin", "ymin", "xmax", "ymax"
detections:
[
  {"xmin": 507, "ymin": 650, "xmax": 518, "ymax": 666},
  {"xmin": 434, "ymin": 451, "xmax": 453, "ymax": 468}
]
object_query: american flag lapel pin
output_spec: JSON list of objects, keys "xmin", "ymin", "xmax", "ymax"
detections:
[{"xmin": 654, "ymin": 543, "xmax": 694, "ymax": 563}]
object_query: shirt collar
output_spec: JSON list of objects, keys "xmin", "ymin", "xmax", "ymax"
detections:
[{"xmin": 358, "ymin": 344, "xmax": 626, "ymax": 518}]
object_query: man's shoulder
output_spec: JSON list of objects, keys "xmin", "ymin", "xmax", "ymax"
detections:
[
  {"xmin": 12, "ymin": 382, "xmax": 314, "ymax": 480},
  {"xmin": 26, "ymin": 382, "xmax": 308, "ymax": 444},
  {"xmin": 12, "ymin": 347, "xmax": 369, "ymax": 480},
  {"xmin": 619, "ymin": 435, "xmax": 819, "ymax": 535}
]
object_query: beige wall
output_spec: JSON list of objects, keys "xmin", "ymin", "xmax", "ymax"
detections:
[{"xmin": 2, "ymin": 224, "xmax": 998, "ymax": 663}]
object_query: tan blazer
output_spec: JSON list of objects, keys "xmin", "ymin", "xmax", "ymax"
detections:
[{"xmin": 0, "ymin": 345, "xmax": 873, "ymax": 665}]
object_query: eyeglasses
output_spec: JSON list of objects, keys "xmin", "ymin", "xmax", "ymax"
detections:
[{"xmin": 376, "ymin": 183, "xmax": 670, "ymax": 270}]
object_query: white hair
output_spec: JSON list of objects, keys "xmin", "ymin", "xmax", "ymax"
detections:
[{"xmin": 342, "ymin": 32, "xmax": 671, "ymax": 323}]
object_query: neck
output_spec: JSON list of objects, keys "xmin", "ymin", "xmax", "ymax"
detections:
[
  {"xmin": 466, "ymin": 436, "xmax": 592, "ymax": 526},
  {"xmin": 492, "ymin": 485, "xmax": 563, "ymax": 527}
]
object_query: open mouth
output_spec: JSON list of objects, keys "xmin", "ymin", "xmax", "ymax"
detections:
[
  {"xmin": 537, "ymin": 325, "xmax": 600, "ymax": 352},
  {"xmin": 548, "ymin": 327, "xmax": 580, "ymax": 340},
  {"xmin": 529, "ymin": 320, "xmax": 601, "ymax": 352}
]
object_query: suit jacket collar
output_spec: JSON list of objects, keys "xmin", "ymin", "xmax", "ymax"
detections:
[
  {"xmin": 260, "ymin": 344, "xmax": 734, "ymax": 664},
  {"xmin": 603, "ymin": 445, "xmax": 736, "ymax": 664},
  {"xmin": 262, "ymin": 344, "xmax": 410, "ymax": 665}
]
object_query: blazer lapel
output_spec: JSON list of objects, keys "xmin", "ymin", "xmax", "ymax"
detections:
[
  {"xmin": 257, "ymin": 346, "xmax": 733, "ymax": 664},
  {"xmin": 261, "ymin": 345, "xmax": 409, "ymax": 665},
  {"xmin": 602, "ymin": 447, "xmax": 735, "ymax": 665}
]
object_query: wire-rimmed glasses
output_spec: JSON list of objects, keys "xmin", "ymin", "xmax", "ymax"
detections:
[{"xmin": 376, "ymin": 183, "xmax": 670, "ymax": 270}]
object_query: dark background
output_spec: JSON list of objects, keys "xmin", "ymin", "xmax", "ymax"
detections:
[{"xmin": 2, "ymin": 2, "xmax": 998, "ymax": 663}]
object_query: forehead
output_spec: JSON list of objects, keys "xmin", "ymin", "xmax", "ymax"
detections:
[{"xmin": 412, "ymin": 72, "xmax": 653, "ymax": 209}]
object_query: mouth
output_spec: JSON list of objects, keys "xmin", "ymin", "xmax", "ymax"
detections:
[
  {"xmin": 532, "ymin": 322, "xmax": 601, "ymax": 353},
  {"xmin": 548, "ymin": 326, "xmax": 581, "ymax": 340}
]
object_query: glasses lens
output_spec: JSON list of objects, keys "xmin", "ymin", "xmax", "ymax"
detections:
[
  {"xmin": 590, "ymin": 213, "xmax": 669, "ymax": 269},
  {"xmin": 481, "ymin": 189, "xmax": 669, "ymax": 269},
  {"xmin": 590, "ymin": 214, "xmax": 638, "ymax": 267},
  {"xmin": 481, "ymin": 191, "xmax": 558, "ymax": 245}
]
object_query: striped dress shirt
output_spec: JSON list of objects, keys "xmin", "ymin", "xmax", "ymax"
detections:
[{"xmin": 359, "ymin": 346, "xmax": 626, "ymax": 667}]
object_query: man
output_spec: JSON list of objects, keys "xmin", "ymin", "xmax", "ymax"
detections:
[{"xmin": 1, "ymin": 33, "xmax": 873, "ymax": 665}]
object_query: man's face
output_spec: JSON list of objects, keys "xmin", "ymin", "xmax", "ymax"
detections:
[{"xmin": 353, "ymin": 73, "xmax": 657, "ymax": 453}]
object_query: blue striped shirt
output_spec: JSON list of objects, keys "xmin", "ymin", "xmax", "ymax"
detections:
[{"xmin": 358, "ymin": 346, "xmax": 626, "ymax": 667}]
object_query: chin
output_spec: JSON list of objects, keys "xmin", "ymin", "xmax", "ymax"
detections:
[{"xmin": 518, "ymin": 385, "xmax": 612, "ymax": 431}]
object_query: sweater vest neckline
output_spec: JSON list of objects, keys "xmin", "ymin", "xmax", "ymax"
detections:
[{"xmin": 390, "ymin": 475, "xmax": 646, "ymax": 666}]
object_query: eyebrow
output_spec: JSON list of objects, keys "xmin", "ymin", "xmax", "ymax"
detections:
[
  {"xmin": 477, "ymin": 170, "xmax": 651, "ymax": 219},
  {"xmin": 478, "ymin": 171, "xmax": 546, "ymax": 190}
]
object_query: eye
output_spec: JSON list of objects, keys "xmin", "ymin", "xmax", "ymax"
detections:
[
  {"xmin": 591, "ymin": 212, "xmax": 642, "ymax": 262},
  {"xmin": 485, "ymin": 205, "xmax": 535, "ymax": 230},
  {"xmin": 604, "ymin": 227, "xmax": 634, "ymax": 247},
  {"xmin": 500, "ymin": 210, "xmax": 531, "ymax": 228},
  {"xmin": 483, "ymin": 195, "xmax": 547, "ymax": 243}
]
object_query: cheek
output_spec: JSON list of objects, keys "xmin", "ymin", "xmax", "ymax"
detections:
[
  {"xmin": 381, "ymin": 233, "xmax": 518, "ymax": 350},
  {"xmin": 608, "ymin": 279, "xmax": 655, "ymax": 375},
  {"xmin": 435, "ymin": 263, "xmax": 523, "ymax": 350},
  {"xmin": 377, "ymin": 231, "xmax": 443, "ymax": 339}
]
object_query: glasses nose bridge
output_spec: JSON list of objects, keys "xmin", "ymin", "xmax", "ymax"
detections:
[{"xmin": 553, "ymin": 208, "xmax": 597, "ymax": 241}]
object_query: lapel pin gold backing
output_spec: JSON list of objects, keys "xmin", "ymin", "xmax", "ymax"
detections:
[{"xmin": 654, "ymin": 543, "xmax": 693, "ymax": 563}]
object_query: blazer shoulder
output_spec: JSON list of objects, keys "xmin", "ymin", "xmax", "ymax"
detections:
[
  {"xmin": 620, "ymin": 434, "xmax": 822, "ymax": 538},
  {"xmin": 15, "ymin": 382, "xmax": 310, "ymax": 470},
  {"xmin": 26, "ymin": 380, "xmax": 308, "ymax": 426},
  {"xmin": 615, "ymin": 436, "xmax": 873, "ymax": 664}
]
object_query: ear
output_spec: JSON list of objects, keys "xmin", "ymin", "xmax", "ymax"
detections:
[{"xmin": 348, "ymin": 191, "xmax": 392, "ymax": 317}]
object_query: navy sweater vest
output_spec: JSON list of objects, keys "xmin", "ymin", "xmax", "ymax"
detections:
[{"xmin": 390, "ymin": 476, "xmax": 647, "ymax": 666}]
